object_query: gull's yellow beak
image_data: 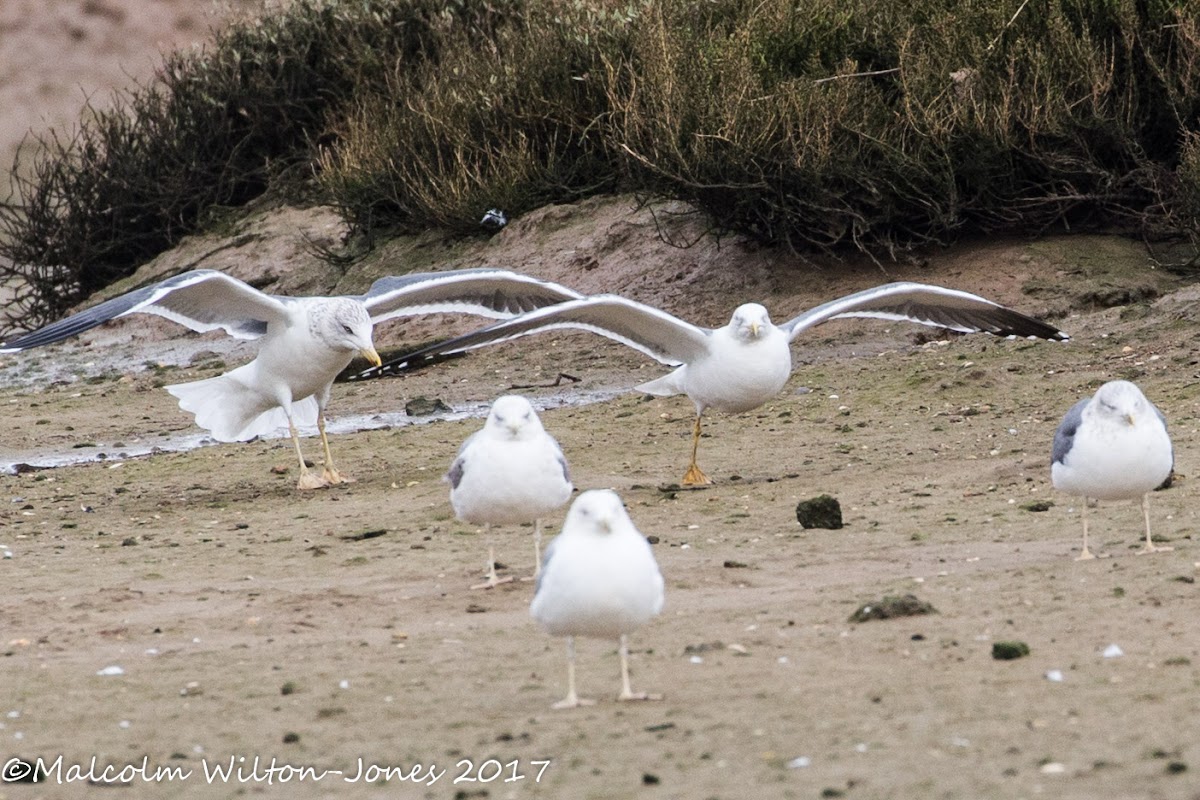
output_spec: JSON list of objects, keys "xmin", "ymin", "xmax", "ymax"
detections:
[
  {"xmin": 749, "ymin": 322, "xmax": 761, "ymax": 338},
  {"xmin": 599, "ymin": 517, "xmax": 613, "ymax": 535},
  {"xmin": 361, "ymin": 347, "xmax": 382, "ymax": 368},
  {"xmin": 1124, "ymin": 412, "xmax": 1136, "ymax": 426}
]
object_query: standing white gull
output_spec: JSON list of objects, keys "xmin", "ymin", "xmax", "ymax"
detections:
[
  {"xmin": 1051, "ymin": 380, "xmax": 1174, "ymax": 560},
  {"xmin": 447, "ymin": 395, "xmax": 573, "ymax": 588},
  {"xmin": 0, "ymin": 268, "xmax": 582, "ymax": 489},
  {"xmin": 362, "ymin": 282, "xmax": 1068, "ymax": 484},
  {"xmin": 530, "ymin": 489, "xmax": 664, "ymax": 709}
]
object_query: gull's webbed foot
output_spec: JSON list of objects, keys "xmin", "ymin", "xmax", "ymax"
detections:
[
  {"xmin": 296, "ymin": 471, "xmax": 330, "ymax": 491},
  {"xmin": 321, "ymin": 467, "xmax": 355, "ymax": 486},
  {"xmin": 470, "ymin": 574, "xmax": 515, "ymax": 590},
  {"xmin": 1075, "ymin": 547, "xmax": 1108, "ymax": 561},
  {"xmin": 551, "ymin": 694, "xmax": 596, "ymax": 710},
  {"xmin": 681, "ymin": 464, "xmax": 712, "ymax": 486}
]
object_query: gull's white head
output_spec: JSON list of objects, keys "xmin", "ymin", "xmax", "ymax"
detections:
[
  {"xmin": 564, "ymin": 488, "xmax": 632, "ymax": 537},
  {"xmin": 728, "ymin": 303, "xmax": 773, "ymax": 342},
  {"xmin": 485, "ymin": 394, "xmax": 545, "ymax": 440},
  {"xmin": 314, "ymin": 298, "xmax": 380, "ymax": 366},
  {"xmin": 1090, "ymin": 380, "xmax": 1153, "ymax": 427}
]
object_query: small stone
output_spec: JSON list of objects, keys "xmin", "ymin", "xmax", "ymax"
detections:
[
  {"xmin": 1102, "ymin": 644, "xmax": 1124, "ymax": 658},
  {"xmin": 1045, "ymin": 669, "xmax": 1065, "ymax": 682},
  {"xmin": 850, "ymin": 594, "xmax": 936, "ymax": 622},
  {"xmin": 283, "ymin": 732, "xmax": 301, "ymax": 744},
  {"xmin": 787, "ymin": 756, "xmax": 811, "ymax": 769},
  {"xmin": 405, "ymin": 396, "xmax": 451, "ymax": 416},
  {"xmin": 992, "ymin": 641, "xmax": 1030, "ymax": 660},
  {"xmin": 795, "ymin": 495, "xmax": 843, "ymax": 529},
  {"xmin": 96, "ymin": 665, "xmax": 125, "ymax": 677},
  {"xmin": 1040, "ymin": 762, "xmax": 1066, "ymax": 774},
  {"xmin": 188, "ymin": 350, "xmax": 222, "ymax": 365}
]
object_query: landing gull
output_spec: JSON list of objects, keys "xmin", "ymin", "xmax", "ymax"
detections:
[
  {"xmin": 361, "ymin": 282, "xmax": 1069, "ymax": 485},
  {"xmin": 0, "ymin": 268, "xmax": 582, "ymax": 489},
  {"xmin": 447, "ymin": 395, "xmax": 573, "ymax": 588},
  {"xmin": 1051, "ymin": 380, "xmax": 1173, "ymax": 559},
  {"xmin": 530, "ymin": 489, "xmax": 664, "ymax": 709}
]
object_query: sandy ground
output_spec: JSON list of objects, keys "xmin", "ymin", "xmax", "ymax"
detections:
[{"xmin": 2, "ymin": 201, "xmax": 1200, "ymax": 799}]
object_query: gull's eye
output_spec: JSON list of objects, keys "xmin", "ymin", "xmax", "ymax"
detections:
[
  {"xmin": 523, "ymin": 411, "xmax": 532, "ymax": 421},
  {"xmin": 342, "ymin": 324, "xmax": 354, "ymax": 335}
]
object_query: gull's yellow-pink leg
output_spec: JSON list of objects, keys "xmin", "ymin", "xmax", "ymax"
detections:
[{"xmin": 681, "ymin": 414, "xmax": 711, "ymax": 486}]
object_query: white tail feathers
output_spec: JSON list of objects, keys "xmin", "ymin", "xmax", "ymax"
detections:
[
  {"xmin": 635, "ymin": 368, "xmax": 685, "ymax": 398},
  {"xmin": 166, "ymin": 373, "xmax": 319, "ymax": 442}
]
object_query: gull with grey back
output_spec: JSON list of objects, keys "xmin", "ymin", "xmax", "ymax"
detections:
[
  {"xmin": 1051, "ymin": 380, "xmax": 1174, "ymax": 559},
  {"xmin": 447, "ymin": 395, "xmax": 573, "ymax": 588},
  {"xmin": 0, "ymin": 268, "xmax": 582, "ymax": 489}
]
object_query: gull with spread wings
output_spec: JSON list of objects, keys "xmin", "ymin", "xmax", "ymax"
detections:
[
  {"xmin": 1, "ymin": 268, "xmax": 582, "ymax": 489},
  {"xmin": 359, "ymin": 282, "xmax": 1068, "ymax": 485}
]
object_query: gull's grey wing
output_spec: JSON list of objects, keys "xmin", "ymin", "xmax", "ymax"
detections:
[
  {"xmin": 358, "ymin": 295, "xmax": 711, "ymax": 379},
  {"xmin": 1051, "ymin": 397, "xmax": 1090, "ymax": 465},
  {"xmin": 0, "ymin": 269, "xmax": 290, "ymax": 352},
  {"xmin": 445, "ymin": 427, "xmax": 483, "ymax": 488},
  {"xmin": 1149, "ymin": 400, "xmax": 1175, "ymax": 474},
  {"xmin": 1152, "ymin": 402, "xmax": 1169, "ymax": 431},
  {"xmin": 358, "ymin": 268, "xmax": 584, "ymax": 324},
  {"xmin": 779, "ymin": 282, "xmax": 1069, "ymax": 343},
  {"xmin": 446, "ymin": 456, "xmax": 466, "ymax": 489}
]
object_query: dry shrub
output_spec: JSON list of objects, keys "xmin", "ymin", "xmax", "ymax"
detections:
[
  {"xmin": 0, "ymin": 0, "xmax": 537, "ymax": 329},
  {"xmin": 317, "ymin": 1, "xmax": 633, "ymax": 238},
  {"xmin": 3, "ymin": 0, "xmax": 1199, "ymax": 331},
  {"xmin": 605, "ymin": 0, "xmax": 1200, "ymax": 255}
]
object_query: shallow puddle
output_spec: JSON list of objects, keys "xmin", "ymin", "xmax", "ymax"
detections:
[{"xmin": 0, "ymin": 387, "xmax": 624, "ymax": 474}]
